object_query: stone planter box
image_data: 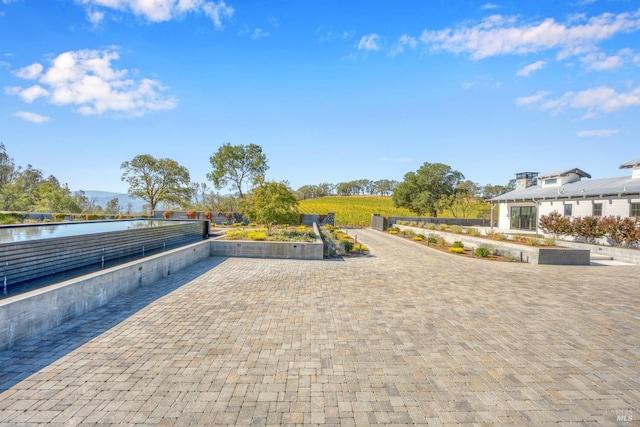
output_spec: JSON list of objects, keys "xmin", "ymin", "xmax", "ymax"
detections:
[
  {"xmin": 393, "ymin": 225, "xmax": 590, "ymax": 265},
  {"xmin": 210, "ymin": 223, "xmax": 324, "ymax": 260},
  {"xmin": 557, "ymin": 241, "xmax": 640, "ymax": 265}
]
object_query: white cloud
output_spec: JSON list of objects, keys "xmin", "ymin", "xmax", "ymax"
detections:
[
  {"xmin": 76, "ymin": 0, "xmax": 234, "ymax": 27},
  {"xmin": 15, "ymin": 111, "xmax": 51, "ymax": 123},
  {"xmin": 317, "ymin": 27, "xmax": 355, "ymax": 43},
  {"xmin": 5, "ymin": 84, "xmax": 49, "ymax": 102},
  {"xmin": 358, "ymin": 34, "xmax": 380, "ymax": 51},
  {"xmin": 515, "ymin": 90, "xmax": 550, "ymax": 106},
  {"xmin": 516, "ymin": 60, "xmax": 546, "ymax": 77},
  {"xmin": 251, "ymin": 28, "xmax": 269, "ymax": 39},
  {"xmin": 7, "ymin": 48, "xmax": 177, "ymax": 117},
  {"xmin": 202, "ymin": 1, "xmax": 233, "ymax": 27},
  {"xmin": 419, "ymin": 10, "xmax": 640, "ymax": 60},
  {"xmin": 577, "ymin": 129, "xmax": 620, "ymax": 137},
  {"xmin": 87, "ymin": 8, "xmax": 105, "ymax": 26},
  {"xmin": 524, "ymin": 86, "xmax": 640, "ymax": 115},
  {"xmin": 389, "ymin": 34, "xmax": 417, "ymax": 56},
  {"xmin": 571, "ymin": 86, "xmax": 640, "ymax": 113},
  {"xmin": 12, "ymin": 62, "xmax": 43, "ymax": 79},
  {"xmin": 481, "ymin": 3, "xmax": 499, "ymax": 10}
]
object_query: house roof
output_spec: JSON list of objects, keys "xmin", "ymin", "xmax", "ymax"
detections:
[
  {"xmin": 490, "ymin": 175, "xmax": 640, "ymax": 202},
  {"xmin": 537, "ymin": 168, "xmax": 591, "ymax": 180},
  {"xmin": 620, "ymin": 158, "xmax": 640, "ymax": 169}
]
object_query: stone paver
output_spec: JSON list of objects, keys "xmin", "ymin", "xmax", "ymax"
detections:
[{"xmin": 0, "ymin": 228, "xmax": 639, "ymax": 426}]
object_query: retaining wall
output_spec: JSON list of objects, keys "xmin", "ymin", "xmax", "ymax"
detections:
[
  {"xmin": 393, "ymin": 224, "xmax": 590, "ymax": 265},
  {"xmin": 210, "ymin": 223, "xmax": 324, "ymax": 260},
  {"xmin": 0, "ymin": 240, "xmax": 212, "ymax": 351},
  {"xmin": 0, "ymin": 220, "xmax": 209, "ymax": 285},
  {"xmin": 558, "ymin": 241, "xmax": 640, "ymax": 265}
]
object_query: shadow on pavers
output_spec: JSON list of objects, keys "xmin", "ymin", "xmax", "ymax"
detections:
[{"xmin": 0, "ymin": 256, "xmax": 228, "ymax": 392}]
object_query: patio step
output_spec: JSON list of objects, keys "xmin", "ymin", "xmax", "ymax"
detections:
[{"xmin": 590, "ymin": 253, "xmax": 613, "ymax": 261}]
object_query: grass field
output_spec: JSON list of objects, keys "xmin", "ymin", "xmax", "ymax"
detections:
[{"xmin": 298, "ymin": 196, "xmax": 414, "ymax": 226}]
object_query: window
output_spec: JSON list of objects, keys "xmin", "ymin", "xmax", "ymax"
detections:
[
  {"xmin": 592, "ymin": 203, "xmax": 603, "ymax": 216},
  {"xmin": 631, "ymin": 203, "xmax": 640, "ymax": 217},
  {"xmin": 564, "ymin": 203, "xmax": 572, "ymax": 216},
  {"xmin": 544, "ymin": 178, "xmax": 557, "ymax": 185}
]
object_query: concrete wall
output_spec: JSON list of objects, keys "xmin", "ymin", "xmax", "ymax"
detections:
[
  {"xmin": 388, "ymin": 216, "xmax": 493, "ymax": 227},
  {"xmin": 558, "ymin": 241, "xmax": 640, "ymax": 265},
  {"xmin": 0, "ymin": 240, "xmax": 212, "ymax": 351},
  {"xmin": 393, "ymin": 224, "xmax": 590, "ymax": 265},
  {"xmin": 0, "ymin": 220, "xmax": 208, "ymax": 285}
]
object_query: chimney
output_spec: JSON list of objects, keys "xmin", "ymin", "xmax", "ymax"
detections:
[{"xmin": 515, "ymin": 172, "xmax": 539, "ymax": 190}]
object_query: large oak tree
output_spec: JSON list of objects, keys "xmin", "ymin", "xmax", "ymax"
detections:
[
  {"xmin": 121, "ymin": 154, "xmax": 191, "ymax": 213},
  {"xmin": 392, "ymin": 162, "xmax": 465, "ymax": 217},
  {"xmin": 207, "ymin": 143, "xmax": 268, "ymax": 199}
]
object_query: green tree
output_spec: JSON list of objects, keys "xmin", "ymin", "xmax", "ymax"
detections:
[
  {"xmin": 482, "ymin": 181, "xmax": 516, "ymax": 199},
  {"xmin": 121, "ymin": 154, "xmax": 191, "ymax": 213},
  {"xmin": 104, "ymin": 198, "xmax": 122, "ymax": 215},
  {"xmin": 32, "ymin": 181, "xmax": 82, "ymax": 213},
  {"xmin": 392, "ymin": 162, "xmax": 465, "ymax": 217},
  {"xmin": 440, "ymin": 180, "xmax": 486, "ymax": 219},
  {"xmin": 242, "ymin": 181, "xmax": 299, "ymax": 234},
  {"xmin": 207, "ymin": 143, "xmax": 269, "ymax": 199}
]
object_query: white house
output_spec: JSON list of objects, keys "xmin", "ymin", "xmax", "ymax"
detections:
[{"xmin": 490, "ymin": 158, "xmax": 640, "ymax": 232}]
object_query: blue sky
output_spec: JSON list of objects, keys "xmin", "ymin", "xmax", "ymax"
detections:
[{"xmin": 1, "ymin": 0, "xmax": 639, "ymax": 194}]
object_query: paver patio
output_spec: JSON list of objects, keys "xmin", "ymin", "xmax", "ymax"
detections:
[{"xmin": 0, "ymin": 227, "xmax": 638, "ymax": 426}]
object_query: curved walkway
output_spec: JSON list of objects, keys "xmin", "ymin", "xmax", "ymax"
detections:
[{"xmin": 0, "ymin": 228, "xmax": 638, "ymax": 425}]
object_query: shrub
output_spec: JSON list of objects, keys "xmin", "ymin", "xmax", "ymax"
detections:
[
  {"xmin": 417, "ymin": 221, "xmax": 425, "ymax": 228},
  {"xmin": 412, "ymin": 235, "xmax": 424, "ymax": 241},
  {"xmin": 426, "ymin": 223, "xmax": 436, "ymax": 230},
  {"xmin": 232, "ymin": 222, "xmax": 244, "ymax": 227},
  {"xmin": 388, "ymin": 228, "xmax": 399, "ymax": 235},
  {"xmin": 408, "ymin": 221, "xmax": 417, "ymax": 226},
  {"xmin": 248, "ymin": 222, "xmax": 258, "ymax": 227},
  {"xmin": 248, "ymin": 231, "xmax": 267, "ymax": 241},
  {"xmin": 52, "ymin": 213, "xmax": 66, "ymax": 222},
  {"xmin": 341, "ymin": 240, "xmax": 354, "ymax": 252},
  {"xmin": 543, "ymin": 237, "xmax": 557, "ymax": 246},
  {"xmin": 451, "ymin": 225, "xmax": 463, "ymax": 234},
  {"xmin": 495, "ymin": 233, "xmax": 507, "ymax": 241},
  {"xmin": 466, "ymin": 228, "xmax": 481, "ymax": 236},
  {"xmin": 453, "ymin": 240, "xmax": 464, "ymax": 248},
  {"xmin": 427, "ymin": 236, "xmax": 438, "ymax": 245},
  {"xmin": 571, "ymin": 216, "xmax": 604, "ymax": 243},
  {"xmin": 204, "ymin": 211, "xmax": 212, "ymax": 220},
  {"xmin": 162, "ymin": 211, "xmax": 171, "ymax": 219},
  {"xmin": 297, "ymin": 225, "xmax": 307, "ymax": 232},
  {"xmin": 449, "ymin": 247, "xmax": 465, "ymax": 254},
  {"xmin": 524, "ymin": 237, "xmax": 540, "ymax": 246},
  {"xmin": 539, "ymin": 211, "xmax": 572, "ymax": 239},
  {"xmin": 437, "ymin": 237, "xmax": 446, "ymax": 247},
  {"xmin": 437, "ymin": 224, "xmax": 448, "ymax": 231},
  {"xmin": 512, "ymin": 233, "xmax": 521, "ymax": 241},
  {"xmin": 475, "ymin": 247, "xmax": 490, "ymax": 258},
  {"xmin": 600, "ymin": 216, "xmax": 639, "ymax": 246},
  {"xmin": 353, "ymin": 244, "xmax": 368, "ymax": 252},
  {"xmin": 225, "ymin": 230, "xmax": 245, "ymax": 240}
]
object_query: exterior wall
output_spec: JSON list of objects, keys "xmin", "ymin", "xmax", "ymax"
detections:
[
  {"xmin": 538, "ymin": 197, "xmax": 639, "ymax": 220},
  {"xmin": 498, "ymin": 197, "xmax": 640, "ymax": 231}
]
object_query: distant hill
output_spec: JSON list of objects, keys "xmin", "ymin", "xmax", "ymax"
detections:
[{"xmin": 80, "ymin": 190, "xmax": 150, "ymax": 213}]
